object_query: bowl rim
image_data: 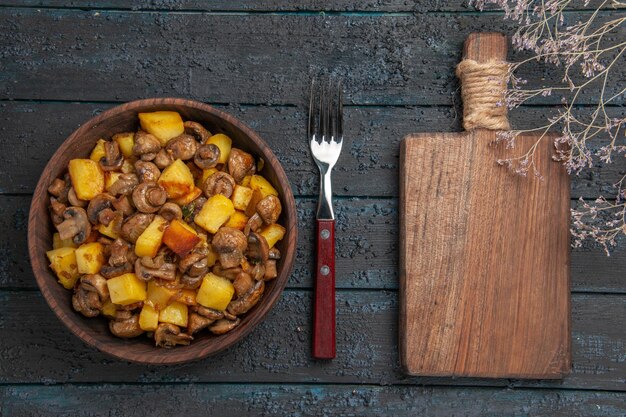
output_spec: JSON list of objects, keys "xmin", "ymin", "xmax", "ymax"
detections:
[{"xmin": 28, "ymin": 97, "xmax": 298, "ymax": 364}]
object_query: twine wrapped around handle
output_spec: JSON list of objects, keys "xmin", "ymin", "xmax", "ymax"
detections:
[{"xmin": 456, "ymin": 59, "xmax": 511, "ymax": 131}]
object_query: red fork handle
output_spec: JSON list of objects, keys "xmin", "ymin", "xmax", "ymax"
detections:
[{"xmin": 313, "ymin": 219, "xmax": 336, "ymax": 359}]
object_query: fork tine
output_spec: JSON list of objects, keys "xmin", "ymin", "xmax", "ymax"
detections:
[
  {"xmin": 320, "ymin": 80, "xmax": 329, "ymax": 142},
  {"xmin": 336, "ymin": 79, "xmax": 343, "ymax": 143},
  {"xmin": 308, "ymin": 78, "xmax": 315, "ymax": 141}
]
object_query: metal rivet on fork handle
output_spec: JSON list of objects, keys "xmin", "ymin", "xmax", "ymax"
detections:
[
  {"xmin": 320, "ymin": 265, "xmax": 330, "ymax": 276},
  {"xmin": 320, "ymin": 229, "xmax": 330, "ymax": 239}
]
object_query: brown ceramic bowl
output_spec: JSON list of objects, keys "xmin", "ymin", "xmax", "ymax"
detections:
[{"xmin": 28, "ymin": 98, "xmax": 297, "ymax": 364}]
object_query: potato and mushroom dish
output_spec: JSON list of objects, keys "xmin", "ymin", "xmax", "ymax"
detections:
[{"xmin": 46, "ymin": 111, "xmax": 286, "ymax": 347}]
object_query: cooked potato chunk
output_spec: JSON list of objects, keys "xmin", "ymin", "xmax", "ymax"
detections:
[
  {"xmin": 146, "ymin": 280, "xmax": 177, "ymax": 311},
  {"xmin": 46, "ymin": 247, "xmax": 80, "ymax": 289},
  {"xmin": 206, "ymin": 133, "xmax": 232, "ymax": 164},
  {"xmin": 249, "ymin": 175, "xmax": 278, "ymax": 198},
  {"xmin": 196, "ymin": 273, "xmax": 235, "ymax": 311},
  {"xmin": 135, "ymin": 215, "xmax": 168, "ymax": 258},
  {"xmin": 174, "ymin": 289, "xmax": 198, "ymax": 306},
  {"xmin": 89, "ymin": 139, "xmax": 107, "ymax": 162},
  {"xmin": 52, "ymin": 232, "xmax": 78, "ymax": 249},
  {"xmin": 194, "ymin": 194, "xmax": 235, "ymax": 234},
  {"xmin": 75, "ymin": 242, "xmax": 105, "ymax": 274},
  {"xmin": 101, "ymin": 300, "xmax": 118, "ymax": 318},
  {"xmin": 107, "ymin": 273, "xmax": 147, "ymax": 305},
  {"xmin": 231, "ymin": 185, "xmax": 253, "ymax": 211},
  {"xmin": 159, "ymin": 301, "xmax": 188, "ymax": 327},
  {"xmin": 224, "ymin": 211, "xmax": 248, "ymax": 231},
  {"xmin": 138, "ymin": 111, "xmax": 184, "ymax": 145},
  {"xmin": 68, "ymin": 159, "xmax": 105, "ymax": 200},
  {"xmin": 139, "ymin": 304, "xmax": 159, "ymax": 331},
  {"xmin": 171, "ymin": 186, "xmax": 203, "ymax": 206},
  {"xmin": 158, "ymin": 159, "xmax": 195, "ymax": 199},
  {"xmin": 162, "ymin": 219, "xmax": 201, "ymax": 256},
  {"xmin": 260, "ymin": 223, "xmax": 286, "ymax": 248},
  {"xmin": 113, "ymin": 132, "xmax": 135, "ymax": 158}
]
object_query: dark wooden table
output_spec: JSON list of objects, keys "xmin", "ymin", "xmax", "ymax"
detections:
[{"xmin": 1, "ymin": 2, "xmax": 625, "ymax": 416}]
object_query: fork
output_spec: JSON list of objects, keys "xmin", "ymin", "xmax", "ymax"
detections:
[{"xmin": 308, "ymin": 79, "xmax": 343, "ymax": 359}]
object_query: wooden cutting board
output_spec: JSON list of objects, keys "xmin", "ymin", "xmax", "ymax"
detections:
[{"xmin": 399, "ymin": 33, "xmax": 571, "ymax": 379}]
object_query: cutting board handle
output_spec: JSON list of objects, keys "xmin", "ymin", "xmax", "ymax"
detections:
[
  {"xmin": 458, "ymin": 32, "xmax": 510, "ymax": 131},
  {"xmin": 463, "ymin": 32, "xmax": 508, "ymax": 62}
]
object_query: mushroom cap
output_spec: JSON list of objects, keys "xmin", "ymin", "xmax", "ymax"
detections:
[
  {"xmin": 228, "ymin": 148, "xmax": 256, "ymax": 183},
  {"xmin": 227, "ymin": 280, "xmax": 265, "ymax": 316},
  {"xmin": 135, "ymin": 160, "xmax": 161, "ymax": 183},
  {"xmin": 107, "ymin": 173, "xmax": 139, "ymax": 196},
  {"xmin": 153, "ymin": 148, "xmax": 174, "ymax": 170},
  {"xmin": 121, "ymin": 212, "xmax": 155, "ymax": 243},
  {"xmin": 184, "ymin": 121, "xmax": 211, "ymax": 143},
  {"xmin": 99, "ymin": 141, "xmax": 124, "ymax": 171},
  {"xmin": 56, "ymin": 206, "xmax": 91, "ymax": 245},
  {"xmin": 154, "ymin": 323, "xmax": 193, "ymax": 347},
  {"xmin": 158, "ymin": 202, "xmax": 183, "ymax": 222},
  {"xmin": 135, "ymin": 257, "xmax": 177, "ymax": 281},
  {"xmin": 194, "ymin": 144, "xmax": 220, "ymax": 169},
  {"xmin": 133, "ymin": 131, "xmax": 161, "ymax": 161},
  {"xmin": 109, "ymin": 314, "xmax": 144, "ymax": 338},
  {"xmin": 202, "ymin": 171, "xmax": 236, "ymax": 199},
  {"xmin": 132, "ymin": 182, "xmax": 167, "ymax": 213},
  {"xmin": 209, "ymin": 318, "xmax": 241, "ymax": 335},
  {"xmin": 165, "ymin": 133, "xmax": 198, "ymax": 161},
  {"xmin": 212, "ymin": 227, "xmax": 247, "ymax": 269},
  {"xmin": 87, "ymin": 193, "xmax": 116, "ymax": 225},
  {"xmin": 67, "ymin": 187, "xmax": 87, "ymax": 207},
  {"xmin": 256, "ymin": 195, "xmax": 282, "ymax": 225},
  {"xmin": 247, "ymin": 232, "xmax": 270, "ymax": 264}
]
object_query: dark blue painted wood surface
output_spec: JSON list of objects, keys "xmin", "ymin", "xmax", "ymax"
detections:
[{"xmin": 0, "ymin": 2, "xmax": 624, "ymax": 415}]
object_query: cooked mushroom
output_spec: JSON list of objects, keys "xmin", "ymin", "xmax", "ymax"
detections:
[
  {"xmin": 228, "ymin": 148, "xmax": 256, "ymax": 183},
  {"xmin": 108, "ymin": 173, "xmax": 139, "ymax": 196},
  {"xmin": 244, "ymin": 213, "xmax": 263, "ymax": 235},
  {"xmin": 87, "ymin": 193, "xmax": 116, "ymax": 225},
  {"xmin": 165, "ymin": 133, "xmax": 198, "ymax": 161},
  {"xmin": 135, "ymin": 160, "xmax": 161, "ymax": 183},
  {"xmin": 153, "ymin": 148, "xmax": 174, "ymax": 169},
  {"xmin": 112, "ymin": 195, "xmax": 134, "ymax": 216},
  {"xmin": 256, "ymin": 195, "xmax": 282, "ymax": 225},
  {"xmin": 100, "ymin": 262, "xmax": 133, "ymax": 279},
  {"xmin": 187, "ymin": 313, "xmax": 214, "ymax": 334},
  {"xmin": 212, "ymin": 227, "xmax": 247, "ymax": 269},
  {"xmin": 135, "ymin": 257, "xmax": 177, "ymax": 281},
  {"xmin": 133, "ymin": 130, "xmax": 161, "ymax": 161},
  {"xmin": 233, "ymin": 271, "xmax": 254, "ymax": 298},
  {"xmin": 245, "ymin": 262, "xmax": 265, "ymax": 281},
  {"xmin": 184, "ymin": 121, "xmax": 211, "ymax": 143},
  {"xmin": 202, "ymin": 171, "xmax": 235, "ymax": 198},
  {"xmin": 99, "ymin": 141, "xmax": 124, "ymax": 171},
  {"xmin": 194, "ymin": 143, "xmax": 220, "ymax": 169},
  {"xmin": 179, "ymin": 244, "xmax": 208, "ymax": 272},
  {"xmin": 72, "ymin": 274, "xmax": 109, "ymax": 318},
  {"xmin": 109, "ymin": 238, "xmax": 135, "ymax": 267},
  {"xmin": 187, "ymin": 305, "xmax": 224, "ymax": 334},
  {"xmin": 227, "ymin": 280, "xmax": 265, "ymax": 315},
  {"xmin": 109, "ymin": 314, "xmax": 143, "ymax": 338},
  {"xmin": 132, "ymin": 182, "xmax": 167, "ymax": 213},
  {"xmin": 209, "ymin": 318, "xmax": 241, "ymax": 335},
  {"xmin": 67, "ymin": 187, "xmax": 87, "ymax": 208},
  {"xmin": 212, "ymin": 264, "xmax": 243, "ymax": 281},
  {"xmin": 158, "ymin": 202, "xmax": 182, "ymax": 221},
  {"xmin": 155, "ymin": 323, "xmax": 193, "ymax": 347},
  {"xmin": 48, "ymin": 178, "xmax": 70, "ymax": 204},
  {"xmin": 55, "ymin": 206, "xmax": 91, "ymax": 245},
  {"xmin": 121, "ymin": 213, "xmax": 155, "ymax": 243},
  {"xmin": 246, "ymin": 232, "xmax": 269, "ymax": 264},
  {"xmin": 264, "ymin": 260, "xmax": 278, "ymax": 280},
  {"xmin": 49, "ymin": 197, "xmax": 67, "ymax": 225}
]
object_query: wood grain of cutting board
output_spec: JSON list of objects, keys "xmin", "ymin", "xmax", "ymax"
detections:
[{"xmin": 399, "ymin": 33, "xmax": 571, "ymax": 379}]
